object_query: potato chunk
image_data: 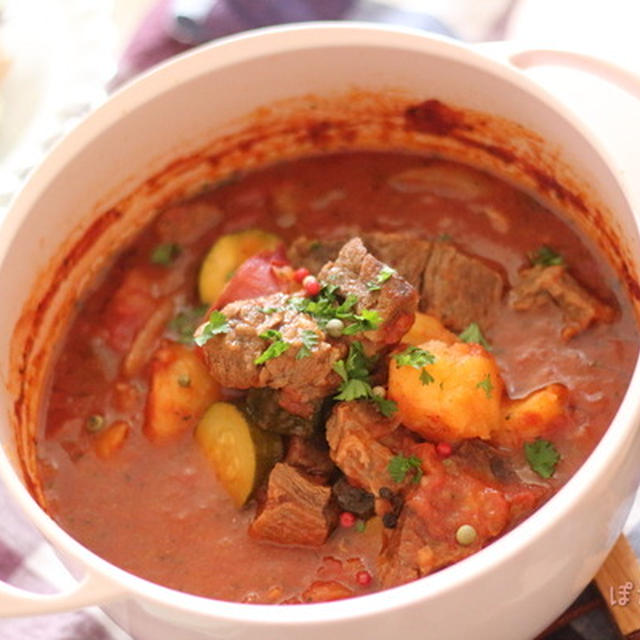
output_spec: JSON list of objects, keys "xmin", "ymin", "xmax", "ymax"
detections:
[
  {"xmin": 144, "ymin": 342, "xmax": 220, "ymax": 442},
  {"xmin": 495, "ymin": 384, "xmax": 568, "ymax": 447},
  {"xmin": 388, "ymin": 339, "xmax": 503, "ymax": 443},
  {"xmin": 402, "ymin": 312, "xmax": 457, "ymax": 346}
]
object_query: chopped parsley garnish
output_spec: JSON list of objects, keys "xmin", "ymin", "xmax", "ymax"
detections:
[
  {"xmin": 169, "ymin": 304, "xmax": 209, "ymax": 344},
  {"xmin": 367, "ymin": 265, "xmax": 396, "ymax": 291},
  {"xmin": 292, "ymin": 286, "xmax": 381, "ymax": 336},
  {"xmin": 193, "ymin": 311, "xmax": 230, "ymax": 347},
  {"xmin": 393, "ymin": 345, "xmax": 436, "ymax": 385},
  {"xmin": 419, "ymin": 369, "xmax": 435, "ymax": 385},
  {"xmin": 341, "ymin": 309, "xmax": 382, "ymax": 335},
  {"xmin": 255, "ymin": 329, "xmax": 291, "ymax": 365},
  {"xmin": 355, "ymin": 520, "xmax": 366, "ymax": 533},
  {"xmin": 333, "ymin": 341, "xmax": 397, "ymax": 417},
  {"xmin": 524, "ymin": 438, "xmax": 560, "ymax": 478},
  {"xmin": 530, "ymin": 245, "xmax": 565, "ymax": 267},
  {"xmin": 393, "ymin": 345, "xmax": 435, "ymax": 368},
  {"xmin": 476, "ymin": 374, "xmax": 494, "ymax": 399},
  {"xmin": 150, "ymin": 243, "xmax": 181, "ymax": 266},
  {"xmin": 259, "ymin": 307, "xmax": 279, "ymax": 315},
  {"xmin": 458, "ymin": 322, "xmax": 492, "ymax": 350},
  {"xmin": 296, "ymin": 330, "xmax": 319, "ymax": 360},
  {"xmin": 388, "ymin": 455, "xmax": 423, "ymax": 484}
]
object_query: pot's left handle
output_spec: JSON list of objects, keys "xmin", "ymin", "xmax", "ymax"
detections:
[{"xmin": 0, "ymin": 565, "xmax": 123, "ymax": 617}]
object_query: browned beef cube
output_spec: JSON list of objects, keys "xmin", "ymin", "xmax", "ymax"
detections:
[
  {"xmin": 288, "ymin": 232, "xmax": 431, "ymax": 288},
  {"xmin": 198, "ymin": 292, "xmax": 346, "ymax": 417},
  {"xmin": 363, "ymin": 232, "xmax": 432, "ymax": 289},
  {"xmin": 285, "ymin": 435, "xmax": 336, "ymax": 481},
  {"xmin": 318, "ymin": 238, "xmax": 418, "ymax": 346},
  {"xmin": 509, "ymin": 264, "xmax": 615, "ymax": 340},
  {"xmin": 287, "ymin": 235, "xmax": 353, "ymax": 274},
  {"xmin": 249, "ymin": 463, "xmax": 337, "ymax": 546},
  {"xmin": 421, "ymin": 242, "xmax": 504, "ymax": 331},
  {"xmin": 325, "ymin": 401, "xmax": 399, "ymax": 495}
]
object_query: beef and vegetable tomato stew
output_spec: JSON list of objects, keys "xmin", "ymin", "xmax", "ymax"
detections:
[{"xmin": 39, "ymin": 152, "xmax": 638, "ymax": 604}]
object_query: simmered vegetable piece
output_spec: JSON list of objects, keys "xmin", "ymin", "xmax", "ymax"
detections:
[
  {"xmin": 195, "ymin": 402, "xmax": 283, "ymax": 507},
  {"xmin": 198, "ymin": 229, "xmax": 281, "ymax": 304},
  {"xmin": 144, "ymin": 342, "xmax": 220, "ymax": 441},
  {"xmin": 402, "ymin": 312, "xmax": 457, "ymax": 346},
  {"xmin": 388, "ymin": 339, "xmax": 503, "ymax": 442},
  {"xmin": 496, "ymin": 384, "xmax": 568, "ymax": 447},
  {"xmin": 93, "ymin": 420, "xmax": 129, "ymax": 460}
]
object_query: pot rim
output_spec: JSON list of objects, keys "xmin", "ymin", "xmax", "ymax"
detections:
[{"xmin": 1, "ymin": 20, "xmax": 639, "ymax": 624}]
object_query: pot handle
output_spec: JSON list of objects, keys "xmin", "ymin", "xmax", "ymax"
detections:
[
  {"xmin": 502, "ymin": 47, "xmax": 640, "ymax": 100},
  {"xmin": 0, "ymin": 564, "xmax": 122, "ymax": 617}
]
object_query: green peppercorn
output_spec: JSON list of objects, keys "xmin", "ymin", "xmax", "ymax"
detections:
[
  {"xmin": 456, "ymin": 524, "xmax": 477, "ymax": 546},
  {"xmin": 86, "ymin": 414, "xmax": 105, "ymax": 433}
]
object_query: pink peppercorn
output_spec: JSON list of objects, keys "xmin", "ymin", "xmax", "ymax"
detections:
[
  {"xmin": 436, "ymin": 442, "xmax": 452, "ymax": 457},
  {"xmin": 339, "ymin": 511, "xmax": 356, "ymax": 528},
  {"xmin": 303, "ymin": 275, "xmax": 321, "ymax": 296},
  {"xmin": 356, "ymin": 570, "xmax": 373, "ymax": 587},
  {"xmin": 293, "ymin": 267, "xmax": 310, "ymax": 283}
]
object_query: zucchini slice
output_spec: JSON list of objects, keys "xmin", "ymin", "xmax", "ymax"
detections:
[
  {"xmin": 194, "ymin": 401, "xmax": 282, "ymax": 507},
  {"xmin": 198, "ymin": 229, "xmax": 281, "ymax": 304}
]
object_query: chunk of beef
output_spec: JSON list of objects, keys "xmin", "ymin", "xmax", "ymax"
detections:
[
  {"xmin": 420, "ymin": 242, "xmax": 504, "ymax": 331},
  {"xmin": 199, "ymin": 292, "xmax": 346, "ymax": 417},
  {"xmin": 285, "ymin": 435, "xmax": 336, "ymax": 481},
  {"xmin": 378, "ymin": 444, "xmax": 511, "ymax": 588},
  {"xmin": 287, "ymin": 235, "xmax": 352, "ymax": 275},
  {"xmin": 363, "ymin": 232, "xmax": 431, "ymax": 289},
  {"xmin": 453, "ymin": 439, "xmax": 518, "ymax": 485},
  {"xmin": 290, "ymin": 232, "xmax": 504, "ymax": 332},
  {"xmin": 509, "ymin": 264, "xmax": 615, "ymax": 340},
  {"xmin": 325, "ymin": 401, "xmax": 399, "ymax": 495},
  {"xmin": 249, "ymin": 463, "xmax": 337, "ymax": 546},
  {"xmin": 318, "ymin": 237, "xmax": 418, "ymax": 345}
]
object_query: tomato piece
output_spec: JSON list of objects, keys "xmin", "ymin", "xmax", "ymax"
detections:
[{"xmin": 215, "ymin": 249, "xmax": 291, "ymax": 308}]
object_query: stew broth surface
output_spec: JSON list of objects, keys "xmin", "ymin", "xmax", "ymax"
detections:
[{"xmin": 38, "ymin": 152, "xmax": 639, "ymax": 603}]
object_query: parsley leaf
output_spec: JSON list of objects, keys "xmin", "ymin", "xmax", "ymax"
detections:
[
  {"xmin": 150, "ymin": 243, "xmax": 181, "ymax": 266},
  {"xmin": 388, "ymin": 455, "xmax": 423, "ymax": 484},
  {"xmin": 393, "ymin": 345, "xmax": 435, "ymax": 369},
  {"xmin": 459, "ymin": 322, "xmax": 492, "ymax": 350},
  {"xmin": 367, "ymin": 265, "xmax": 396, "ymax": 291},
  {"xmin": 332, "ymin": 341, "xmax": 396, "ymax": 417},
  {"xmin": 476, "ymin": 374, "xmax": 494, "ymax": 399},
  {"xmin": 296, "ymin": 330, "xmax": 319, "ymax": 360},
  {"xmin": 335, "ymin": 378, "xmax": 371, "ymax": 402},
  {"xmin": 255, "ymin": 330, "xmax": 290, "ymax": 365},
  {"xmin": 293, "ymin": 286, "xmax": 380, "ymax": 336},
  {"xmin": 371, "ymin": 394, "xmax": 398, "ymax": 418},
  {"xmin": 169, "ymin": 304, "xmax": 209, "ymax": 344},
  {"xmin": 394, "ymin": 345, "xmax": 436, "ymax": 385},
  {"xmin": 419, "ymin": 369, "xmax": 435, "ymax": 385},
  {"xmin": 342, "ymin": 309, "xmax": 382, "ymax": 336},
  {"xmin": 530, "ymin": 245, "xmax": 565, "ymax": 267},
  {"xmin": 524, "ymin": 438, "xmax": 560, "ymax": 478},
  {"xmin": 193, "ymin": 311, "xmax": 230, "ymax": 347}
]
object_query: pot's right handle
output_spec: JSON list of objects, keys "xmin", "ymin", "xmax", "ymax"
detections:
[
  {"xmin": 479, "ymin": 42, "xmax": 640, "ymax": 209},
  {"xmin": 504, "ymin": 47, "xmax": 640, "ymax": 100},
  {"xmin": 0, "ymin": 564, "xmax": 122, "ymax": 617}
]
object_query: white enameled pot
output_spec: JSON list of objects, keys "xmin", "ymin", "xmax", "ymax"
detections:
[{"xmin": 1, "ymin": 23, "xmax": 640, "ymax": 640}]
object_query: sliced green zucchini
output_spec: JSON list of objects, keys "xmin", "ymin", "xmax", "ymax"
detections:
[
  {"xmin": 198, "ymin": 229, "xmax": 281, "ymax": 304},
  {"xmin": 194, "ymin": 401, "xmax": 282, "ymax": 507}
]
